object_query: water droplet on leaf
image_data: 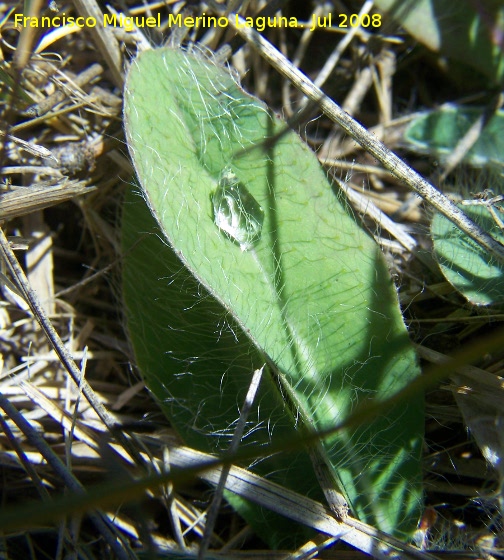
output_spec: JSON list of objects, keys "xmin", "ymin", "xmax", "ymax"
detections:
[{"xmin": 212, "ymin": 168, "xmax": 264, "ymax": 251}]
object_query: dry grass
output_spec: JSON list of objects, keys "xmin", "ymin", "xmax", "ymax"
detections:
[{"xmin": 0, "ymin": 1, "xmax": 503, "ymax": 558}]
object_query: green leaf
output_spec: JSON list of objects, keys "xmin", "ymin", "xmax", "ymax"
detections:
[
  {"xmin": 404, "ymin": 105, "xmax": 504, "ymax": 167},
  {"xmin": 431, "ymin": 180, "xmax": 504, "ymax": 306},
  {"xmin": 123, "ymin": 47, "xmax": 423, "ymax": 540}
]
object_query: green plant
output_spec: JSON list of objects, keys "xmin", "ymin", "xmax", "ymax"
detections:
[
  {"xmin": 122, "ymin": 46, "xmax": 423, "ymax": 545},
  {"xmin": 405, "ymin": 106, "xmax": 504, "ymax": 168},
  {"xmin": 405, "ymin": 106, "xmax": 504, "ymax": 305}
]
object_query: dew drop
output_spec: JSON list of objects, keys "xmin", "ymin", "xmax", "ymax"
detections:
[{"xmin": 211, "ymin": 168, "xmax": 264, "ymax": 251}]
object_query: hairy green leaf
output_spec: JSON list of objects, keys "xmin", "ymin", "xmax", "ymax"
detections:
[{"xmin": 123, "ymin": 47, "xmax": 423, "ymax": 540}]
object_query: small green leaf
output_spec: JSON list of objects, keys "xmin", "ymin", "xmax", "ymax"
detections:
[
  {"xmin": 405, "ymin": 106, "xmax": 504, "ymax": 167},
  {"xmin": 432, "ymin": 185, "xmax": 504, "ymax": 306}
]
